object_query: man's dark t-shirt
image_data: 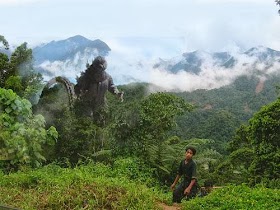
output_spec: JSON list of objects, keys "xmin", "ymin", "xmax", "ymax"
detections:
[
  {"xmin": 173, "ymin": 158, "xmax": 198, "ymax": 203},
  {"xmin": 178, "ymin": 159, "xmax": 197, "ymax": 184}
]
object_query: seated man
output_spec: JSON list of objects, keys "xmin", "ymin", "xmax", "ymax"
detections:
[{"xmin": 170, "ymin": 146, "xmax": 199, "ymax": 203}]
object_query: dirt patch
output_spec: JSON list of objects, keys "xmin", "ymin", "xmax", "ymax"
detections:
[
  {"xmin": 255, "ymin": 78, "xmax": 265, "ymax": 94},
  {"xmin": 203, "ymin": 104, "xmax": 213, "ymax": 110},
  {"xmin": 157, "ymin": 202, "xmax": 181, "ymax": 210}
]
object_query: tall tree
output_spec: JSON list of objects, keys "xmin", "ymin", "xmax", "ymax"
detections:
[
  {"xmin": 0, "ymin": 35, "xmax": 9, "ymax": 50},
  {"xmin": 0, "ymin": 36, "xmax": 43, "ymax": 104},
  {"xmin": 0, "ymin": 53, "xmax": 10, "ymax": 88},
  {"xmin": 226, "ymin": 98, "xmax": 280, "ymax": 186},
  {"xmin": 111, "ymin": 92, "xmax": 194, "ymax": 182},
  {"xmin": 248, "ymin": 98, "xmax": 280, "ymax": 184},
  {"xmin": 34, "ymin": 83, "xmax": 108, "ymax": 164},
  {"xmin": 8, "ymin": 42, "xmax": 43, "ymax": 103},
  {"xmin": 0, "ymin": 35, "xmax": 10, "ymax": 88}
]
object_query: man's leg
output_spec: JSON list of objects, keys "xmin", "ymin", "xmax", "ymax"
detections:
[
  {"xmin": 186, "ymin": 183, "xmax": 198, "ymax": 200},
  {"xmin": 172, "ymin": 182, "xmax": 185, "ymax": 203}
]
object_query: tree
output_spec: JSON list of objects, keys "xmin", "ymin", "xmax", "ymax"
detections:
[
  {"xmin": 226, "ymin": 98, "xmax": 280, "ymax": 186},
  {"xmin": 0, "ymin": 88, "xmax": 58, "ymax": 168},
  {"xmin": 0, "ymin": 35, "xmax": 10, "ymax": 88},
  {"xmin": 110, "ymin": 92, "xmax": 194, "ymax": 182},
  {"xmin": 34, "ymin": 83, "xmax": 108, "ymax": 164},
  {"xmin": 0, "ymin": 35, "xmax": 9, "ymax": 50},
  {"xmin": 248, "ymin": 98, "xmax": 280, "ymax": 184},
  {"xmin": 0, "ymin": 53, "xmax": 10, "ymax": 87},
  {"xmin": 9, "ymin": 42, "xmax": 43, "ymax": 103},
  {"xmin": 137, "ymin": 93, "xmax": 194, "ymax": 181},
  {"xmin": 0, "ymin": 37, "xmax": 43, "ymax": 104}
]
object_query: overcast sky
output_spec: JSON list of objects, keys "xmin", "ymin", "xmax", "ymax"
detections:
[{"xmin": 1, "ymin": 0, "xmax": 280, "ymax": 55}]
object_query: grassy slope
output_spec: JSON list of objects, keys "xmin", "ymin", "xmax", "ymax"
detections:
[
  {"xmin": 0, "ymin": 161, "xmax": 169, "ymax": 210},
  {"xmin": 0, "ymin": 162, "xmax": 279, "ymax": 210}
]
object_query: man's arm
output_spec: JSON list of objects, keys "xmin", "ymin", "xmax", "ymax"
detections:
[
  {"xmin": 170, "ymin": 175, "xmax": 181, "ymax": 191},
  {"xmin": 184, "ymin": 178, "xmax": 196, "ymax": 195}
]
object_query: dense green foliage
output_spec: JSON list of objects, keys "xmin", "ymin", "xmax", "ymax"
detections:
[
  {"xmin": 111, "ymin": 92, "xmax": 193, "ymax": 156},
  {"xmin": 182, "ymin": 184, "xmax": 280, "ymax": 210},
  {"xmin": 0, "ymin": 36, "xmax": 58, "ymax": 168},
  {"xmin": 109, "ymin": 91, "xmax": 195, "ymax": 182},
  {"xmin": 36, "ymin": 83, "xmax": 195, "ymax": 180},
  {"xmin": 0, "ymin": 88, "xmax": 58, "ymax": 168},
  {"xmin": 34, "ymin": 83, "xmax": 116, "ymax": 164},
  {"xmin": 174, "ymin": 75, "xmax": 280, "ymax": 148},
  {"xmin": 226, "ymin": 98, "xmax": 280, "ymax": 186},
  {"xmin": 248, "ymin": 98, "xmax": 280, "ymax": 183},
  {"xmin": 0, "ymin": 36, "xmax": 43, "ymax": 104},
  {"xmin": 34, "ymin": 73, "xmax": 280, "ymax": 188},
  {"xmin": 0, "ymin": 35, "xmax": 9, "ymax": 50}
]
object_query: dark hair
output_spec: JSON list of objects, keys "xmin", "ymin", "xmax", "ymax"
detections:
[{"xmin": 185, "ymin": 146, "xmax": 196, "ymax": 155}]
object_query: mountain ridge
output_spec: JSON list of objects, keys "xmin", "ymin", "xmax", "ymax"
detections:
[
  {"xmin": 33, "ymin": 35, "xmax": 111, "ymax": 64},
  {"xmin": 30, "ymin": 35, "xmax": 280, "ymax": 92},
  {"xmin": 154, "ymin": 45, "xmax": 280, "ymax": 74}
]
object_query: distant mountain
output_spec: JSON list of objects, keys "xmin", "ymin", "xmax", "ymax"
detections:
[
  {"xmin": 33, "ymin": 35, "xmax": 110, "ymax": 64},
  {"xmin": 154, "ymin": 46, "xmax": 280, "ymax": 74},
  {"xmin": 154, "ymin": 51, "xmax": 231, "ymax": 74},
  {"xmin": 32, "ymin": 35, "xmax": 111, "ymax": 81},
  {"xmin": 244, "ymin": 46, "xmax": 280, "ymax": 61}
]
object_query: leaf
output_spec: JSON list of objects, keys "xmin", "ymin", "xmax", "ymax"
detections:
[{"xmin": 5, "ymin": 107, "xmax": 12, "ymax": 114}]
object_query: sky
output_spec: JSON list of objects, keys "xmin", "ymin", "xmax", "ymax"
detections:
[
  {"xmin": 1, "ymin": 0, "xmax": 280, "ymax": 91},
  {"xmin": 1, "ymin": 0, "xmax": 279, "ymax": 53}
]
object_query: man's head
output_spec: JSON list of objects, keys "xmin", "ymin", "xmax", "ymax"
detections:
[
  {"xmin": 185, "ymin": 146, "xmax": 196, "ymax": 160},
  {"xmin": 92, "ymin": 56, "xmax": 107, "ymax": 71}
]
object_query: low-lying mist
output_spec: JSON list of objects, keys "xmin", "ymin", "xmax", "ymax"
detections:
[{"xmin": 36, "ymin": 44, "xmax": 280, "ymax": 93}]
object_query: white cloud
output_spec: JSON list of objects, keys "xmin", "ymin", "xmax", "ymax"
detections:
[{"xmin": 130, "ymin": 47, "xmax": 280, "ymax": 92}]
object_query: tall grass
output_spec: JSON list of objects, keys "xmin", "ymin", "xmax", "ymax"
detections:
[
  {"xmin": 182, "ymin": 184, "xmax": 280, "ymax": 210},
  {"xmin": 1, "ymin": 159, "xmax": 279, "ymax": 210},
  {"xmin": 0, "ymin": 158, "xmax": 168, "ymax": 210}
]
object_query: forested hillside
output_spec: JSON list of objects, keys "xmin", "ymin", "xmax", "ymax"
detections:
[{"xmin": 173, "ymin": 74, "xmax": 280, "ymax": 154}]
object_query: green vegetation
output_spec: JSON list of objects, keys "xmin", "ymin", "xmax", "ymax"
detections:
[
  {"xmin": 0, "ymin": 41, "xmax": 43, "ymax": 104},
  {"xmin": 175, "ymin": 75, "xmax": 280, "ymax": 148},
  {"xmin": 1, "ymin": 35, "xmax": 279, "ymax": 209},
  {"xmin": 1, "ymin": 161, "xmax": 279, "ymax": 210},
  {"xmin": 182, "ymin": 184, "xmax": 280, "ymax": 210},
  {"xmin": 0, "ymin": 158, "xmax": 167, "ymax": 210},
  {"xmin": 0, "ymin": 88, "xmax": 58, "ymax": 168},
  {"xmin": 226, "ymin": 97, "xmax": 280, "ymax": 186}
]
